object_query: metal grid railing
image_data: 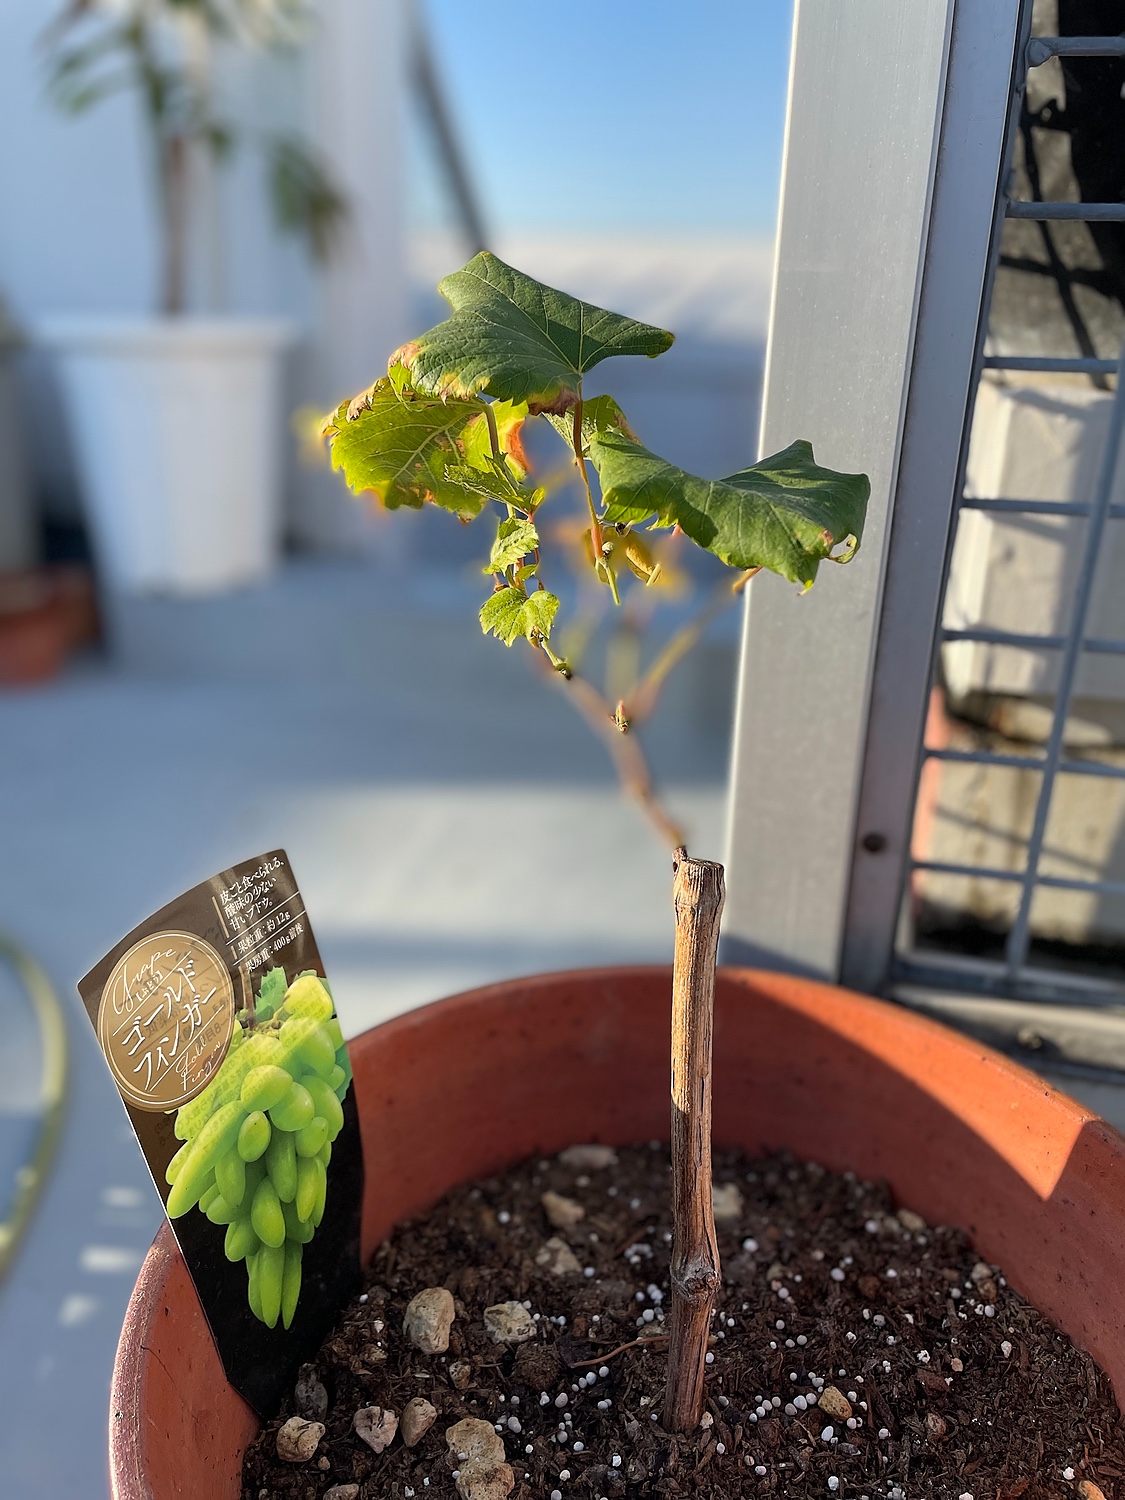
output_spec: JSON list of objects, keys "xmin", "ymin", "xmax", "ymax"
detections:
[{"xmin": 898, "ymin": 19, "xmax": 1125, "ymax": 1002}]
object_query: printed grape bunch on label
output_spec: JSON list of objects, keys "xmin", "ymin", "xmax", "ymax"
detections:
[
  {"xmin": 79, "ymin": 851, "xmax": 364, "ymax": 1415},
  {"xmin": 164, "ymin": 965, "xmax": 352, "ymax": 1331}
]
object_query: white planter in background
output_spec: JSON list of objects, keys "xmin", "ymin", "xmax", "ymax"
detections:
[{"xmin": 39, "ymin": 318, "xmax": 295, "ymax": 595}]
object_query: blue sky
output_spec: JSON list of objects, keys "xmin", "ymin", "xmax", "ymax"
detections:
[{"xmin": 417, "ymin": 0, "xmax": 794, "ymax": 237}]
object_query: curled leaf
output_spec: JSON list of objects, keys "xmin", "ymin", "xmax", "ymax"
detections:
[
  {"xmin": 590, "ymin": 436, "xmax": 870, "ymax": 588},
  {"xmin": 323, "ymin": 379, "xmax": 527, "ymax": 518}
]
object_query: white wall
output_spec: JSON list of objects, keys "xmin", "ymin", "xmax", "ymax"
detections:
[{"xmin": 0, "ymin": 0, "xmax": 408, "ymax": 549}]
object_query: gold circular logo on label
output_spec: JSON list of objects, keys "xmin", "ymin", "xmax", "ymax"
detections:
[{"xmin": 97, "ymin": 931, "xmax": 235, "ymax": 1112}]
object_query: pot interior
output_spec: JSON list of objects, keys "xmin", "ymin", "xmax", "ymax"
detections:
[{"xmin": 110, "ymin": 967, "xmax": 1125, "ymax": 1499}]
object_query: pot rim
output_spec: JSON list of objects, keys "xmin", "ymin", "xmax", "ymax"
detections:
[{"xmin": 108, "ymin": 964, "xmax": 1117, "ymax": 1500}]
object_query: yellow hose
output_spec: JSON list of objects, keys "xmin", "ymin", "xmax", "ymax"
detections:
[{"xmin": 0, "ymin": 935, "xmax": 68, "ymax": 1282}]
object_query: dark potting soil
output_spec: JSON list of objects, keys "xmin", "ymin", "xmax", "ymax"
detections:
[{"xmin": 242, "ymin": 1145, "xmax": 1125, "ymax": 1500}]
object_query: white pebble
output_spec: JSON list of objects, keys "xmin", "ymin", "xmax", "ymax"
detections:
[
  {"xmin": 1001, "ymin": 1340, "xmax": 1013, "ymax": 1357},
  {"xmin": 716, "ymin": 1442, "xmax": 726, "ymax": 1454},
  {"xmin": 599, "ymin": 1366, "xmax": 609, "ymax": 1378},
  {"xmin": 830, "ymin": 1268, "xmax": 845, "ymax": 1282},
  {"xmin": 828, "ymin": 1480, "xmax": 840, "ymax": 1493},
  {"xmin": 794, "ymin": 1396, "xmax": 807, "ymax": 1411},
  {"xmin": 611, "ymin": 1455, "xmax": 621, "ymax": 1467},
  {"xmin": 960, "ymin": 1493, "xmax": 974, "ymax": 1500},
  {"xmin": 597, "ymin": 1400, "xmax": 610, "ymax": 1411},
  {"xmin": 555, "ymin": 1393, "xmax": 568, "ymax": 1408},
  {"xmin": 917, "ymin": 1350, "xmax": 930, "ymax": 1364},
  {"xmin": 507, "ymin": 1417, "xmax": 521, "ymax": 1433},
  {"xmin": 705, "ymin": 1352, "xmax": 715, "ymax": 1364},
  {"xmin": 865, "ymin": 1219, "xmax": 879, "ymax": 1233},
  {"xmin": 785, "ymin": 1403, "xmax": 797, "ymax": 1417},
  {"xmin": 847, "ymin": 1418, "xmax": 858, "ymax": 1430},
  {"xmin": 772, "ymin": 1397, "xmax": 781, "ymax": 1407},
  {"xmin": 778, "ymin": 1288, "xmax": 790, "ymax": 1300},
  {"xmin": 878, "ymin": 1427, "xmax": 890, "ymax": 1439},
  {"xmin": 573, "ymin": 1441, "xmax": 584, "ymax": 1452},
  {"xmin": 498, "ymin": 1211, "xmax": 511, "ymax": 1224},
  {"xmin": 358, "ymin": 1293, "xmax": 368, "ymax": 1303},
  {"xmin": 775, "ymin": 1319, "xmax": 786, "ymax": 1330},
  {"xmin": 742, "ymin": 1238, "xmax": 759, "ymax": 1252},
  {"xmin": 559, "ymin": 1471, "xmax": 570, "ymax": 1481},
  {"xmin": 540, "ymin": 1393, "xmax": 550, "ymax": 1406},
  {"xmin": 886, "ymin": 1268, "xmax": 897, "ymax": 1278},
  {"xmin": 551, "ymin": 1492, "xmax": 562, "ymax": 1500},
  {"xmin": 1063, "ymin": 1469, "xmax": 1075, "ymax": 1481},
  {"xmin": 821, "ymin": 1426, "xmax": 834, "ymax": 1442},
  {"xmin": 525, "ymin": 1445, "xmax": 533, "ymax": 1454},
  {"xmin": 755, "ymin": 1465, "xmax": 768, "ymax": 1476},
  {"xmin": 984, "ymin": 1305, "xmax": 995, "ymax": 1318},
  {"xmin": 583, "ymin": 1267, "xmax": 595, "ymax": 1278},
  {"xmin": 797, "ymin": 1335, "xmax": 808, "ymax": 1346}
]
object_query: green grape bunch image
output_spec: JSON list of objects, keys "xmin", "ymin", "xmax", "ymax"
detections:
[{"xmin": 163, "ymin": 968, "xmax": 352, "ymax": 1330}]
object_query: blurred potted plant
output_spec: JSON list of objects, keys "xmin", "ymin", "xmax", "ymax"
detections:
[{"xmin": 38, "ymin": 0, "xmax": 346, "ymax": 595}]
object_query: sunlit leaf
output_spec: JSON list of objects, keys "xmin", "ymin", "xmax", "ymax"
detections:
[
  {"xmin": 479, "ymin": 586, "xmax": 560, "ymax": 645},
  {"xmin": 486, "ymin": 517, "xmax": 540, "ymax": 574},
  {"xmin": 323, "ymin": 379, "xmax": 524, "ymax": 518},
  {"xmin": 590, "ymin": 436, "xmax": 870, "ymax": 588},
  {"xmin": 393, "ymin": 253, "xmax": 673, "ymax": 414},
  {"xmin": 544, "ymin": 393, "xmax": 638, "ymax": 453}
]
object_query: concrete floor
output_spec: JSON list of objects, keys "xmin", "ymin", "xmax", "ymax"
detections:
[
  {"xmin": 4, "ymin": 555, "xmax": 1124, "ymax": 1498},
  {"xmin": 0, "ymin": 558, "xmax": 733, "ymax": 1499}
]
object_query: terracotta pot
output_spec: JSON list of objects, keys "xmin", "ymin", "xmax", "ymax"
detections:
[
  {"xmin": 110, "ymin": 967, "xmax": 1125, "ymax": 1498},
  {"xmin": 0, "ymin": 566, "xmax": 98, "ymax": 686}
]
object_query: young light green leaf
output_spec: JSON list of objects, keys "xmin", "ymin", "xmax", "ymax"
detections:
[
  {"xmin": 487, "ymin": 517, "xmax": 540, "ymax": 574},
  {"xmin": 461, "ymin": 397, "xmax": 531, "ymax": 477},
  {"xmin": 544, "ymin": 393, "xmax": 638, "ymax": 453},
  {"xmin": 479, "ymin": 586, "xmax": 560, "ymax": 645},
  {"xmin": 323, "ymin": 379, "xmax": 519, "ymax": 518},
  {"xmin": 393, "ymin": 253, "xmax": 673, "ymax": 415},
  {"xmin": 445, "ymin": 459, "xmax": 529, "ymax": 509},
  {"xmin": 590, "ymin": 435, "xmax": 870, "ymax": 588}
]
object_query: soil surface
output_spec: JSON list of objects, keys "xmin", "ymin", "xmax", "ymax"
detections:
[{"xmin": 243, "ymin": 1144, "xmax": 1125, "ymax": 1500}]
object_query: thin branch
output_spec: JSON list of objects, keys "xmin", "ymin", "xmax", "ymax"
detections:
[
  {"xmin": 533, "ymin": 646, "xmax": 685, "ymax": 849},
  {"xmin": 623, "ymin": 569, "xmax": 758, "ymax": 727}
]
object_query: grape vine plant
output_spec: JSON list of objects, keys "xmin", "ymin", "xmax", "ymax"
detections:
[{"xmin": 323, "ymin": 252, "xmax": 870, "ymax": 1431}]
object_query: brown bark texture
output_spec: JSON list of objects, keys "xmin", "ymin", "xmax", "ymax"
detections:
[{"xmin": 662, "ymin": 848, "xmax": 725, "ymax": 1433}]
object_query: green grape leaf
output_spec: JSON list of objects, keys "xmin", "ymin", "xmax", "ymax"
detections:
[
  {"xmin": 479, "ymin": 586, "xmax": 560, "ymax": 645},
  {"xmin": 322, "ymin": 378, "xmax": 526, "ymax": 518},
  {"xmin": 445, "ymin": 458, "xmax": 532, "ymax": 509},
  {"xmin": 462, "ymin": 398, "xmax": 531, "ymax": 477},
  {"xmin": 486, "ymin": 517, "xmax": 540, "ymax": 573},
  {"xmin": 590, "ymin": 435, "xmax": 870, "ymax": 588},
  {"xmin": 544, "ymin": 393, "xmax": 638, "ymax": 453},
  {"xmin": 393, "ymin": 253, "xmax": 674, "ymax": 415}
]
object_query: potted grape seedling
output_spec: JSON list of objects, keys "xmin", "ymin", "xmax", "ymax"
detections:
[
  {"xmin": 109, "ymin": 253, "xmax": 1125, "ymax": 1500},
  {"xmin": 322, "ymin": 252, "xmax": 870, "ymax": 1434}
]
